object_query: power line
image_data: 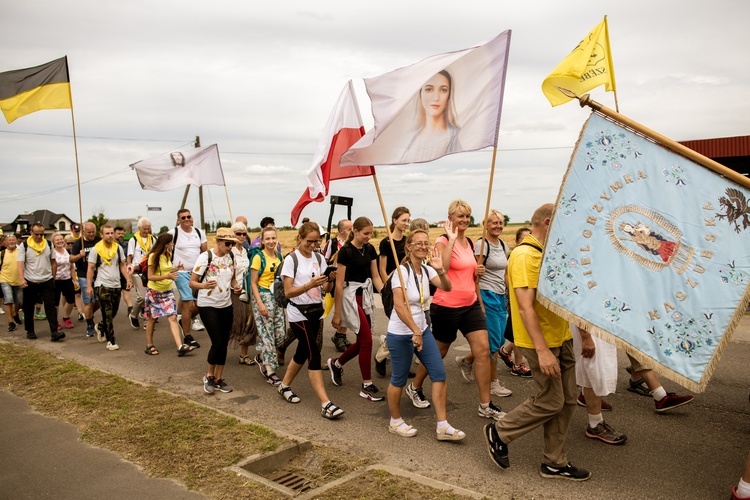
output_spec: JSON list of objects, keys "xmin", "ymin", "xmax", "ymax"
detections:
[
  {"xmin": 0, "ymin": 129, "xmax": 188, "ymax": 143},
  {"xmin": 0, "ymin": 167, "xmax": 132, "ymax": 204}
]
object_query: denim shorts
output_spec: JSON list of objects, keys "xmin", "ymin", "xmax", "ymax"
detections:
[
  {"xmin": 1, "ymin": 282, "xmax": 22, "ymax": 305},
  {"xmin": 79, "ymin": 277, "xmax": 98, "ymax": 304},
  {"xmin": 386, "ymin": 327, "xmax": 446, "ymax": 388},
  {"xmin": 175, "ymin": 271, "xmax": 195, "ymax": 301}
]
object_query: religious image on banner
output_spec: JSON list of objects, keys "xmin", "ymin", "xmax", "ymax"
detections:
[
  {"xmin": 130, "ymin": 144, "xmax": 225, "ymax": 191},
  {"xmin": 340, "ymin": 31, "xmax": 511, "ymax": 167},
  {"xmin": 537, "ymin": 112, "xmax": 750, "ymax": 392}
]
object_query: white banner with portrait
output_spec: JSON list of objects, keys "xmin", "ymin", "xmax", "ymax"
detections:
[
  {"xmin": 130, "ymin": 144, "xmax": 226, "ymax": 191},
  {"xmin": 340, "ymin": 31, "xmax": 511, "ymax": 167}
]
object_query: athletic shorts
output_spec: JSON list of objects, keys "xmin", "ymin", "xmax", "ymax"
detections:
[
  {"xmin": 480, "ymin": 289, "xmax": 507, "ymax": 354},
  {"xmin": 175, "ymin": 271, "xmax": 195, "ymax": 301},
  {"xmin": 430, "ymin": 301, "xmax": 487, "ymax": 345}
]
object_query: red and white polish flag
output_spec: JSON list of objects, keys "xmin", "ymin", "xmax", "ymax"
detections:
[{"xmin": 290, "ymin": 81, "xmax": 373, "ymax": 226}]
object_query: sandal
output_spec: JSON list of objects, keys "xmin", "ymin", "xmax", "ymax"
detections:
[
  {"xmin": 144, "ymin": 345, "xmax": 159, "ymax": 355},
  {"xmin": 436, "ymin": 424, "xmax": 466, "ymax": 442},
  {"xmin": 239, "ymin": 355, "xmax": 256, "ymax": 365},
  {"xmin": 266, "ymin": 373, "xmax": 282, "ymax": 386},
  {"xmin": 389, "ymin": 422, "xmax": 417, "ymax": 438},
  {"xmin": 278, "ymin": 385, "xmax": 300, "ymax": 403},
  {"xmin": 177, "ymin": 344, "xmax": 195, "ymax": 357}
]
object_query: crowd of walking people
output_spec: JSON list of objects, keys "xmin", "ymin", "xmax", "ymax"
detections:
[{"xmin": 7, "ymin": 201, "xmax": 748, "ymax": 492}]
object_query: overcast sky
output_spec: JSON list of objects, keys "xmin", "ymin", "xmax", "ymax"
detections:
[{"xmin": 1, "ymin": 1, "xmax": 748, "ymax": 232}]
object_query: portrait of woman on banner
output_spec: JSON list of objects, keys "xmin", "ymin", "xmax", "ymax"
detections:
[{"xmin": 400, "ymin": 70, "xmax": 462, "ymax": 164}]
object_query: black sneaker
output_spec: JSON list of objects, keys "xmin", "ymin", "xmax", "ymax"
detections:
[
  {"xmin": 483, "ymin": 423, "xmax": 509, "ymax": 469},
  {"xmin": 128, "ymin": 315, "xmax": 140, "ymax": 329},
  {"xmin": 51, "ymin": 332, "xmax": 66, "ymax": 342},
  {"xmin": 332, "ymin": 334, "xmax": 349, "ymax": 353},
  {"xmin": 327, "ymin": 358, "xmax": 343, "ymax": 386},
  {"xmin": 203, "ymin": 375, "xmax": 216, "ymax": 395},
  {"xmin": 360, "ymin": 383, "xmax": 384, "ymax": 401},
  {"xmin": 214, "ymin": 378, "xmax": 233, "ymax": 393},
  {"xmin": 8, "ymin": 322, "xmax": 16, "ymax": 332},
  {"xmin": 184, "ymin": 334, "xmax": 200, "ymax": 349},
  {"xmin": 374, "ymin": 357, "xmax": 387, "ymax": 377},
  {"xmin": 627, "ymin": 378, "xmax": 651, "ymax": 396},
  {"xmin": 26, "ymin": 331, "xmax": 37, "ymax": 340},
  {"xmin": 539, "ymin": 462, "xmax": 591, "ymax": 481},
  {"xmin": 13, "ymin": 315, "xmax": 22, "ymax": 324}
]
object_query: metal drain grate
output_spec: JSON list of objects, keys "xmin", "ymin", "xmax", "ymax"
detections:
[{"xmin": 268, "ymin": 470, "xmax": 314, "ymax": 493}]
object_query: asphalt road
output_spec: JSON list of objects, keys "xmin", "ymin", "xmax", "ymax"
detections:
[{"xmin": 3, "ymin": 301, "xmax": 748, "ymax": 500}]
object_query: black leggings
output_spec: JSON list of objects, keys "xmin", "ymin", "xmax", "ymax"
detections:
[
  {"xmin": 198, "ymin": 305, "xmax": 233, "ymax": 366},
  {"xmin": 290, "ymin": 320, "xmax": 322, "ymax": 370}
]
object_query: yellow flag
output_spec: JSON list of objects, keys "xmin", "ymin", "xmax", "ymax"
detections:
[{"xmin": 542, "ymin": 17, "xmax": 616, "ymax": 106}]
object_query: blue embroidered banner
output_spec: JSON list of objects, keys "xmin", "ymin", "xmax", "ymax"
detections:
[{"xmin": 538, "ymin": 112, "xmax": 750, "ymax": 392}]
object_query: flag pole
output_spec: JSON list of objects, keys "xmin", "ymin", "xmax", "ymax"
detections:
[
  {"xmin": 348, "ymin": 78, "xmax": 412, "ymax": 315},
  {"xmin": 478, "ymin": 33, "xmax": 512, "ymax": 269},
  {"xmin": 574, "ymin": 92, "xmax": 750, "ymax": 189},
  {"xmin": 603, "ymin": 16, "xmax": 620, "ymax": 113},
  {"xmin": 224, "ymin": 186, "xmax": 233, "ymax": 221},
  {"xmin": 370, "ymin": 171, "xmax": 413, "ymax": 315},
  {"xmin": 66, "ymin": 62, "xmax": 83, "ymax": 226}
]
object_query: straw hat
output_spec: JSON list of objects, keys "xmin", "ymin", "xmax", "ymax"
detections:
[{"xmin": 215, "ymin": 227, "xmax": 239, "ymax": 242}]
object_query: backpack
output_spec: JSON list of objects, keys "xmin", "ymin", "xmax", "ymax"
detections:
[
  {"xmin": 171, "ymin": 226, "xmax": 201, "ymax": 263},
  {"xmin": 193, "ymin": 250, "xmax": 235, "ymax": 299},
  {"xmin": 249, "ymin": 246, "xmax": 283, "ymax": 279},
  {"xmin": 273, "ymin": 251, "xmax": 322, "ymax": 308},
  {"xmin": 476, "ymin": 237, "xmax": 508, "ymax": 264},
  {"xmin": 381, "ymin": 262, "xmax": 428, "ymax": 319}
]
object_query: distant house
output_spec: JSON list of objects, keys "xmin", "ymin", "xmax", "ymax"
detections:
[{"xmin": 1, "ymin": 210, "xmax": 78, "ymax": 239}]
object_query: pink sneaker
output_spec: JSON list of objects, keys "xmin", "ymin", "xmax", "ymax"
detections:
[{"xmin": 62, "ymin": 318, "xmax": 74, "ymax": 329}]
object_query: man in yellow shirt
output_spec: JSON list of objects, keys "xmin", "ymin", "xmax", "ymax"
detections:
[
  {"xmin": 0, "ymin": 235, "xmax": 23, "ymax": 331},
  {"xmin": 484, "ymin": 203, "xmax": 590, "ymax": 481}
]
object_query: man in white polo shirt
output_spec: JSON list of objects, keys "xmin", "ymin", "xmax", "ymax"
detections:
[{"xmin": 171, "ymin": 208, "xmax": 207, "ymax": 347}]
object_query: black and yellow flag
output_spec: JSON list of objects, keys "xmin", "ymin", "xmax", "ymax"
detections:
[{"xmin": 0, "ymin": 56, "xmax": 72, "ymax": 123}]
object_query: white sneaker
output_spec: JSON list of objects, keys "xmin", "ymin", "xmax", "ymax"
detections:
[
  {"xmin": 192, "ymin": 317, "xmax": 205, "ymax": 331},
  {"xmin": 106, "ymin": 341, "xmax": 120, "ymax": 351},
  {"xmin": 405, "ymin": 382, "xmax": 431, "ymax": 409},
  {"xmin": 454, "ymin": 356, "xmax": 474, "ymax": 382},
  {"xmin": 478, "ymin": 401, "xmax": 506, "ymax": 421},
  {"xmin": 491, "ymin": 379, "xmax": 513, "ymax": 398}
]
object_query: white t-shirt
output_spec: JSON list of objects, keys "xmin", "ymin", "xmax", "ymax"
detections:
[
  {"xmin": 171, "ymin": 227, "xmax": 207, "ymax": 269},
  {"xmin": 280, "ymin": 250, "xmax": 326, "ymax": 323},
  {"xmin": 127, "ymin": 234, "xmax": 155, "ymax": 269},
  {"xmin": 387, "ymin": 263, "xmax": 436, "ymax": 335},
  {"xmin": 88, "ymin": 245, "xmax": 126, "ymax": 288},
  {"xmin": 54, "ymin": 249, "xmax": 72, "ymax": 280},
  {"xmin": 232, "ymin": 246, "xmax": 250, "ymax": 284},
  {"xmin": 193, "ymin": 250, "xmax": 236, "ymax": 308}
]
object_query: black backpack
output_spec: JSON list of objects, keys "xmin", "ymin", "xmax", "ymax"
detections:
[
  {"xmin": 381, "ymin": 262, "xmax": 428, "ymax": 319},
  {"xmin": 273, "ymin": 251, "xmax": 322, "ymax": 308}
]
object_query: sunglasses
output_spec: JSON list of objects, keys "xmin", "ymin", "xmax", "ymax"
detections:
[
  {"xmin": 223, "ymin": 241, "xmax": 234, "ymax": 248},
  {"xmin": 32, "ymin": 232, "xmax": 44, "ymax": 237},
  {"xmin": 180, "ymin": 215, "xmax": 192, "ymax": 220},
  {"xmin": 235, "ymin": 232, "xmax": 247, "ymax": 237}
]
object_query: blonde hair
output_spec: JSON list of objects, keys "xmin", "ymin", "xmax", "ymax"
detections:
[
  {"xmin": 448, "ymin": 199, "xmax": 472, "ymax": 217},
  {"xmin": 401, "ymin": 229, "xmax": 430, "ymax": 264},
  {"xmin": 482, "ymin": 209, "xmax": 504, "ymax": 227}
]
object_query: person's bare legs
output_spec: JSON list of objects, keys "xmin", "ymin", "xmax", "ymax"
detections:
[
  {"xmin": 466, "ymin": 330, "xmax": 491, "ymax": 405},
  {"xmin": 167, "ymin": 315, "xmax": 183, "ymax": 349}
]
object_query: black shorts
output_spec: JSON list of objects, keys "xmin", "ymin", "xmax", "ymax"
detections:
[
  {"xmin": 430, "ymin": 301, "xmax": 487, "ymax": 344},
  {"xmin": 54, "ymin": 279, "xmax": 76, "ymax": 305}
]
